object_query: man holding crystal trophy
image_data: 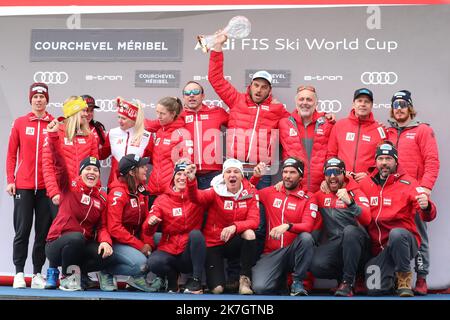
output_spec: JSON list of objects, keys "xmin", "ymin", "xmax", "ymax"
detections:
[{"xmin": 198, "ymin": 16, "xmax": 306, "ymax": 266}]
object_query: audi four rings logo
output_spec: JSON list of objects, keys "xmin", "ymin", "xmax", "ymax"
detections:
[
  {"xmin": 361, "ymin": 72, "xmax": 398, "ymax": 85},
  {"xmin": 317, "ymin": 100, "xmax": 342, "ymax": 113},
  {"xmin": 95, "ymin": 99, "xmax": 118, "ymax": 112},
  {"xmin": 33, "ymin": 71, "xmax": 69, "ymax": 85}
]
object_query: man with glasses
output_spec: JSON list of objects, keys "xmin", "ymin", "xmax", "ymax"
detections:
[
  {"xmin": 310, "ymin": 157, "xmax": 371, "ymax": 297},
  {"xmin": 180, "ymin": 81, "xmax": 229, "ymax": 189},
  {"xmin": 327, "ymin": 88, "xmax": 387, "ymax": 183},
  {"xmin": 286, "ymin": 85, "xmax": 335, "ymax": 192},
  {"xmin": 386, "ymin": 90, "xmax": 440, "ymax": 295},
  {"xmin": 359, "ymin": 142, "xmax": 436, "ymax": 297}
]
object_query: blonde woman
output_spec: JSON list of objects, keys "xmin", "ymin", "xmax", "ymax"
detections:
[
  {"xmin": 42, "ymin": 96, "xmax": 99, "ymax": 215},
  {"xmin": 99, "ymin": 97, "xmax": 152, "ymax": 189}
]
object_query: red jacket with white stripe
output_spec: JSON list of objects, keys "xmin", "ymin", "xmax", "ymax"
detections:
[
  {"xmin": 147, "ymin": 117, "xmax": 191, "ymax": 195},
  {"xmin": 327, "ymin": 110, "xmax": 387, "ymax": 174},
  {"xmin": 257, "ymin": 183, "xmax": 319, "ymax": 254},
  {"xmin": 287, "ymin": 110, "xmax": 335, "ymax": 192},
  {"xmin": 142, "ymin": 187, "xmax": 204, "ymax": 255},
  {"xmin": 6, "ymin": 112, "xmax": 54, "ymax": 189},
  {"xmin": 45, "ymin": 131, "xmax": 111, "ymax": 244},
  {"xmin": 187, "ymin": 178, "xmax": 259, "ymax": 248},
  {"xmin": 106, "ymin": 180, "xmax": 153, "ymax": 251},
  {"xmin": 358, "ymin": 167, "xmax": 437, "ymax": 256},
  {"xmin": 387, "ymin": 120, "xmax": 440, "ymax": 191},
  {"xmin": 209, "ymin": 51, "xmax": 290, "ymax": 164},
  {"xmin": 99, "ymin": 127, "xmax": 152, "ymax": 188},
  {"xmin": 42, "ymin": 124, "xmax": 99, "ymax": 199},
  {"xmin": 180, "ymin": 104, "xmax": 229, "ymax": 173}
]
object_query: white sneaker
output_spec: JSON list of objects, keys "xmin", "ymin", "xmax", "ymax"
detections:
[
  {"xmin": 59, "ymin": 274, "xmax": 82, "ymax": 291},
  {"xmin": 13, "ymin": 272, "xmax": 26, "ymax": 289},
  {"xmin": 31, "ymin": 273, "xmax": 46, "ymax": 289}
]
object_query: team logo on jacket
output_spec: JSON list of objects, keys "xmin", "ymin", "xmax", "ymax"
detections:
[
  {"xmin": 130, "ymin": 198, "xmax": 138, "ymax": 208},
  {"xmin": 310, "ymin": 203, "xmax": 318, "ymax": 212},
  {"xmin": 200, "ymin": 114, "xmax": 209, "ymax": 120},
  {"xmin": 324, "ymin": 198, "xmax": 332, "ymax": 207},
  {"xmin": 163, "ymin": 139, "xmax": 171, "ymax": 145},
  {"xmin": 287, "ymin": 203, "xmax": 297, "ymax": 210},
  {"xmin": 64, "ymin": 137, "xmax": 74, "ymax": 145},
  {"xmin": 316, "ymin": 128, "xmax": 324, "ymax": 135},
  {"xmin": 155, "ymin": 138, "xmax": 161, "ymax": 146},
  {"xmin": 172, "ymin": 208, "xmax": 182, "ymax": 216},
  {"xmin": 383, "ymin": 198, "xmax": 392, "ymax": 206},
  {"xmin": 406, "ymin": 133, "xmax": 416, "ymax": 140},
  {"xmin": 336, "ymin": 200, "xmax": 346, "ymax": 208},
  {"xmin": 296, "ymin": 190, "xmax": 305, "ymax": 197},
  {"xmin": 241, "ymin": 190, "xmax": 248, "ymax": 197},
  {"xmin": 185, "ymin": 115, "xmax": 194, "ymax": 123},
  {"xmin": 78, "ymin": 138, "xmax": 86, "ymax": 144},
  {"xmin": 362, "ymin": 135, "xmax": 371, "ymax": 142},
  {"xmin": 224, "ymin": 200, "xmax": 234, "ymax": 210},
  {"xmin": 289, "ymin": 128, "xmax": 298, "ymax": 137},
  {"xmin": 261, "ymin": 105, "xmax": 269, "ymax": 111},
  {"xmin": 25, "ymin": 127, "xmax": 35, "ymax": 135},
  {"xmin": 80, "ymin": 194, "xmax": 91, "ymax": 205},
  {"xmin": 273, "ymin": 198, "xmax": 283, "ymax": 208},
  {"xmin": 93, "ymin": 200, "xmax": 101, "ymax": 209},
  {"xmin": 370, "ymin": 197, "xmax": 379, "ymax": 206},
  {"xmin": 238, "ymin": 202, "xmax": 247, "ymax": 209},
  {"xmin": 346, "ymin": 132, "xmax": 355, "ymax": 141}
]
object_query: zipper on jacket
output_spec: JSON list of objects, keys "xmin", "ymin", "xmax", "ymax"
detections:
[
  {"xmin": 246, "ymin": 106, "xmax": 261, "ymax": 162},
  {"xmin": 280, "ymin": 196, "xmax": 288, "ymax": 248},
  {"xmin": 195, "ymin": 113, "xmax": 202, "ymax": 171},
  {"xmin": 374, "ymin": 186, "xmax": 385, "ymax": 251},
  {"xmin": 304, "ymin": 122, "xmax": 311, "ymax": 191},
  {"xmin": 35, "ymin": 120, "xmax": 41, "ymax": 193},
  {"xmin": 352, "ymin": 122, "xmax": 362, "ymax": 173}
]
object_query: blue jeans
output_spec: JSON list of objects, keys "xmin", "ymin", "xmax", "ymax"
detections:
[{"xmin": 106, "ymin": 244, "xmax": 148, "ymax": 276}]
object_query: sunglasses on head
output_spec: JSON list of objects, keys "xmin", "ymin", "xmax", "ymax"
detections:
[
  {"xmin": 324, "ymin": 168, "xmax": 345, "ymax": 177},
  {"xmin": 297, "ymin": 85, "xmax": 316, "ymax": 93},
  {"xmin": 183, "ymin": 89, "xmax": 202, "ymax": 96},
  {"xmin": 392, "ymin": 100, "xmax": 410, "ymax": 109}
]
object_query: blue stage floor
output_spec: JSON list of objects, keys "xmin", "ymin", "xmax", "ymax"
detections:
[{"xmin": 1, "ymin": 287, "xmax": 450, "ymax": 300}]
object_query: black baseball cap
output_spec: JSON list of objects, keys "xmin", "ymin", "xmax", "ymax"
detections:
[
  {"xmin": 81, "ymin": 94, "xmax": 99, "ymax": 109},
  {"xmin": 119, "ymin": 154, "xmax": 150, "ymax": 176},
  {"xmin": 353, "ymin": 88, "xmax": 373, "ymax": 102}
]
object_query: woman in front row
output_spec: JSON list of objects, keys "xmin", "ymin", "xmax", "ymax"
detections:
[
  {"xmin": 187, "ymin": 159, "xmax": 259, "ymax": 295},
  {"xmin": 44, "ymin": 119, "xmax": 113, "ymax": 291},
  {"xmin": 145, "ymin": 162, "xmax": 206, "ymax": 294}
]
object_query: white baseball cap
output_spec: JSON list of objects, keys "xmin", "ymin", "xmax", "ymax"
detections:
[{"xmin": 252, "ymin": 70, "xmax": 272, "ymax": 85}]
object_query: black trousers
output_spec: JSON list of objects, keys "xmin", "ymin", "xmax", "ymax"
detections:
[
  {"xmin": 13, "ymin": 189, "xmax": 52, "ymax": 274},
  {"xmin": 310, "ymin": 225, "xmax": 370, "ymax": 284},
  {"xmin": 45, "ymin": 232, "xmax": 113, "ymax": 276},
  {"xmin": 205, "ymin": 235, "xmax": 257, "ymax": 290},
  {"xmin": 147, "ymin": 230, "xmax": 206, "ymax": 280}
]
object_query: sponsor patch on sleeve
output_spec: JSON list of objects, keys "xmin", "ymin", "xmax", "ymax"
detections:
[
  {"xmin": 359, "ymin": 197, "xmax": 369, "ymax": 203},
  {"xmin": 113, "ymin": 191, "xmax": 122, "ymax": 197},
  {"xmin": 310, "ymin": 203, "xmax": 318, "ymax": 211},
  {"xmin": 311, "ymin": 211, "xmax": 317, "ymax": 218}
]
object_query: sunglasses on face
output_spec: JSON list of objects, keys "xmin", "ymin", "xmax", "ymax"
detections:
[
  {"xmin": 324, "ymin": 168, "xmax": 345, "ymax": 177},
  {"xmin": 392, "ymin": 100, "xmax": 410, "ymax": 109},
  {"xmin": 297, "ymin": 85, "xmax": 316, "ymax": 93},
  {"xmin": 183, "ymin": 89, "xmax": 202, "ymax": 96}
]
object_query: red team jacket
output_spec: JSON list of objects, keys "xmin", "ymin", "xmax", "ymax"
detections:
[
  {"xmin": 42, "ymin": 124, "xmax": 99, "ymax": 199},
  {"xmin": 107, "ymin": 180, "xmax": 153, "ymax": 251},
  {"xmin": 288, "ymin": 110, "xmax": 335, "ymax": 192},
  {"xmin": 387, "ymin": 120, "xmax": 440, "ymax": 190},
  {"xmin": 208, "ymin": 51, "xmax": 291, "ymax": 164},
  {"xmin": 46, "ymin": 131, "xmax": 111, "ymax": 244},
  {"xmin": 143, "ymin": 187, "xmax": 204, "ymax": 255},
  {"xmin": 180, "ymin": 104, "xmax": 229, "ymax": 173},
  {"xmin": 328, "ymin": 110, "xmax": 386, "ymax": 174},
  {"xmin": 6, "ymin": 111, "xmax": 54, "ymax": 189},
  {"xmin": 187, "ymin": 178, "xmax": 259, "ymax": 248},
  {"xmin": 358, "ymin": 167, "xmax": 437, "ymax": 256},
  {"xmin": 257, "ymin": 183, "xmax": 319, "ymax": 254}
]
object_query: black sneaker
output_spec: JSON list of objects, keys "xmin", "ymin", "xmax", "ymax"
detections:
[
  {"xmin": 335, "ymin": 281, "xmax": 354, "ymax": 297},
  {"xmin": 224, "ymin": 279, "xmax": 240, "ymax": 293},
  {"xmin": 184, "ymin": 277, "xmax": 203, "ymax": 294}
]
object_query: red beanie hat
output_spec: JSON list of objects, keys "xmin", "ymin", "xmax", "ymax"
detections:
[{"xmin": 29, "ymin": 82, "xmax": 49, "ymax": 104}]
